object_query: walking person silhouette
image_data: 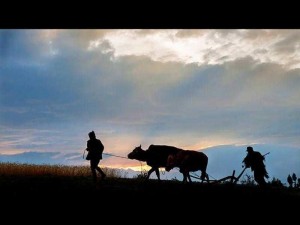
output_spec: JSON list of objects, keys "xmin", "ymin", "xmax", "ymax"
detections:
[
  {"xmin": 86, "ymin": 131, "xmax": 106, "ymax": 182},
  {"xmin": 243, "ymin": 146, "xmax": 269, "ymax": 186}
]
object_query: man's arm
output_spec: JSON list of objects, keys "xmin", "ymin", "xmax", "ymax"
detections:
[
  {"xmin": 243, "ymin": 155, "xmax": 251, "ymax": 168},
  {"xmin": 86, "ymin": 141, "xmax": 91, "ymax": 151},
  {"xmin": 98, "ymin": 140, "xmax": 104, "ymax": 152},
  {"xmin": 256, "ymin": 152, "xmax": 265, "ymax": 161}
]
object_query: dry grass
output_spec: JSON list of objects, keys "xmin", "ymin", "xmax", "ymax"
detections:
[{"xmin": 0, "ymin": 162, "xmax": 123, "ymax": 178}]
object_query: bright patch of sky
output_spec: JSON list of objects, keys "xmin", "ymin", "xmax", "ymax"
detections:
[{"xmin": 88, "ymin": 29, "xmax": 300, "ymax": 69}]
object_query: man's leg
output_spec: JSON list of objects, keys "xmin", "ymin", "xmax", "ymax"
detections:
[
  {"xmin": 254, "ymin": 170, "xmax": 266, "ymax": 186},
  {"xmin": 90, "ymin": 160, "xmax": 97, "ymax": 182},
  {"xmin": 95, "ymin": 158, "xmax": 106, "ymax": 179}
]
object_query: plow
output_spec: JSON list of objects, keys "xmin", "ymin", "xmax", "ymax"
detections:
[{"xmin": 190, "ymin": 167, "xmax": 248, "ymax": 184}]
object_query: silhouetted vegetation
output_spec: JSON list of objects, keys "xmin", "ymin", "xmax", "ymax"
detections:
[
  {"xmin": 0, "ymin": 162, "xmax": 124, "ymax": 178},
  {"xmin": 240, "ymin": 174, "xmax": 256, "ymax": 186},
  {"xmin": 133, "ymin": 169, "xmax": 149, "ymax": 180},
  {"xmin": 287, "ymin": 174, "xmax": 293, "ymax": 187},
  {"xmin": 269, "ymin": 177, "xmax": 284, "ymax": 187},
  {"xmin": 287, "ymin": 173, "xmax": 300, "ymax": 188}
]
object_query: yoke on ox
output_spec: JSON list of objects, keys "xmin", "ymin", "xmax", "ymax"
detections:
[
  {"xmin": 127, "ymin": 144, "xmax": 182, "ymax": 181},
  {"xmin": 166, "ymin": 150, "xmax": 209, "ymax": 183}
]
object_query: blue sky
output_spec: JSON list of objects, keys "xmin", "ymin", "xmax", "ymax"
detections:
[{"xmin": 1, "ymin": 29, "xmax": 300, "ymax": 174}]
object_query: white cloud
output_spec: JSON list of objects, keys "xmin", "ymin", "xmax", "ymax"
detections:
[{"xmin": 88, "ymin": 29, "xmax": 300, "ymax": 69}]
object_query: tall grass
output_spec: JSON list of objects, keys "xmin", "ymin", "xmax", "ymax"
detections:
[{"xmin": 0, "ymin": 162, "xmax": 123, "ymax": 178}]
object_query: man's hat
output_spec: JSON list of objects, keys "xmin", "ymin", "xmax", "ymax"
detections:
[
  {"xmin": 247, "ymin": 146, "xmax": 253, "ymax": 152},
  {"xmin": 88, "ymin": 131, "xmax": 96, "ymax": 138}
]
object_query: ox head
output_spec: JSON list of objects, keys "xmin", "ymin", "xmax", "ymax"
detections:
[
  {"xmin": 165, "ymin": 154, "xmax": 176, "ymax": 172},
  {"xmin": 127, "ymin": 145, "xmax": 143, "ymax": 159}
]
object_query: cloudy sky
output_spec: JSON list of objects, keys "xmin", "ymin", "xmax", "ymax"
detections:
[{"xmin": 1, "ymin": 29, "xmax": 300, "ymax": 173}]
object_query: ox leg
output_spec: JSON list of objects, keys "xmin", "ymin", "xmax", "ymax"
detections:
[
  {"xmin": 179, "ymin": 168, "xmax": 186, "ymax": 182},
  {"xmin": 200, "ymin": 170, "xmax": 207, "ymax": 183},
  {"xmin": 200, "ymin": 172, "xmax": 209, "ymax": 183},
  {"xmin": 155, "ymin": 168, "xmax": 161, "ymax": 181},
  {"xmin": 187, "ymin": 173, "xmax": 192, "ymax": 183},
  {"xmin": 182, "ymin": 172, "xmax": 188, "ymax": 183},
  {"xmin": 147, "ymin": 167, "xmax": 156, "ymax": 179},
  {"xmin": 206, "ymin": 173, "xmax": 210, "ymax": 183}
]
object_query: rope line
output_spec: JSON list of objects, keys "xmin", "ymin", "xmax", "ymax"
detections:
[
  {"xmin": 102, "ymin": 152, "xmax": 146, "ymax": 175},
  {"xmin": 102, "ymin": 152, "xmax": 129, "ymax": 159}
]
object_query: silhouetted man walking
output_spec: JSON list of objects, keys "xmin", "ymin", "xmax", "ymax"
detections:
[
  {"xmin": 86, "ymin": 131, "xmax": 106, "ymax": 182},
  {"xmin": 243, "ymin": 146, "xmax": 269, "ymax": 186}
]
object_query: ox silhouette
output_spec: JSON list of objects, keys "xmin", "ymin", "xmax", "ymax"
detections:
[
  {"xmin": 166, "ymin": 150, "xmax": 209, "ymax": 183},
  {"xmin": 127, "ymin": 145, "xmax": 182, "ymax": 181}
]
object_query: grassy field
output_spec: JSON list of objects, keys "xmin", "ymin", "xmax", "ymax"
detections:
[{"xmin": 0, "ymin": 162, "xmax": 299, "ymax": 218}]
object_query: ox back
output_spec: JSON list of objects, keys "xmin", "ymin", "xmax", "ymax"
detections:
[
  {"xmin": 180, "ymin": 150, "xmax": 208, "ymax": 172},
  {"xmin": 146, "ymin": 145, "xmax": 182, "ymax": 167}
]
